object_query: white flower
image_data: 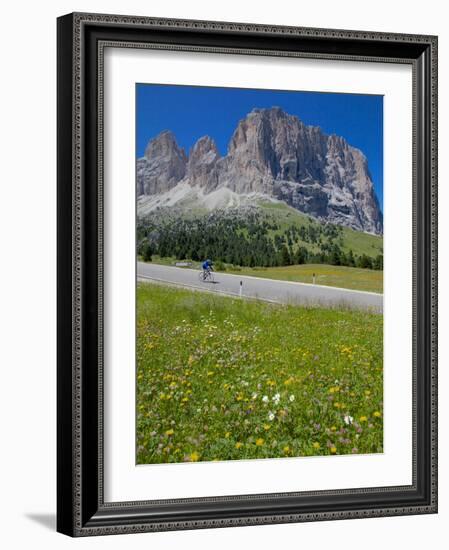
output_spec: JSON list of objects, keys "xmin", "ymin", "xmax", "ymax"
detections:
[
  {"xmin": 252, "ymin": 392, "xmax": 258, "ymax": 400},
  {"xmin": 262, "ymin": 395, "xmax": 269, "ymax": 403},
  {"xmin": 272, "ymin": 393, "xmax": 281, "ymax": 404},
  {"xmin": 344, "ymin": 415, "xmax": 353, "ymax": 425},
  {"xmin": 289, "ymin": 395, "xmax": 295, "ymax": 402},
  {"xmin": 268, "ymin": 411, "xmax": 275, "ymax": 421}
]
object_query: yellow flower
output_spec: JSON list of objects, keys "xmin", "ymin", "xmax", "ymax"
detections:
[
  {"xmin": 331, "ymin": 426, "xmax": 337, "ymax": 431},
  {"xmin": 235, "ymin": 442, "xmax": 243, "ymax": 449},
  {"xmin": 283, "ymin": 445, "xmax": 290, "ymax": 454},
  {"xmin": 263, "ymin": 424, "xmax": 271, "ymax": 431},
  {"xmin": 359, "ymin": 415, "xmax": 368, "ymax": 422},
  {"xmin": 190, "ymin": 452, "xmax": 200, "ymax": 462},
  {"xmin": 165, "ymin": 429, "xmax": 174, "ymax": 436},
  {"xmin": 373, "ymin": 411, "xmax": 382, "ymax": 417},
  {"xmin": 330, "ymin": 446, "xmax": 337, "ymax": 454},
  {"xmin": 256, "ymin": 438, "xmax": 264, "ymax": 446},
  {"xmin": 313, "ymin": 442, "xmax": 320, "ymax": 449},
  {"xmin": 225, "ymin": 432, "xmax": 230, "ymax": 438},
  {"xmin": 181, "ymin": 397, "xmax": 189, "ymax": 403},
  {"xmin": 207, "ymin": 371, "xmax": 214, "ymax": 376}
]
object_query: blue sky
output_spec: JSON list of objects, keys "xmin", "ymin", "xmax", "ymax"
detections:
[{"xmin": 136, "ymin": 84, "xmax": 383, "ymax": 209}]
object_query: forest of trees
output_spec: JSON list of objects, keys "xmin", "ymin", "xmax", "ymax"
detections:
[{"xmin": 137, "ymin": 209, "xmax": 383, "ymax": 270}]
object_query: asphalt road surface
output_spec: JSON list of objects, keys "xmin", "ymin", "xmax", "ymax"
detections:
[{"xmin": 137, "ymin": 262, "xmax": 383, "ymax": 313}]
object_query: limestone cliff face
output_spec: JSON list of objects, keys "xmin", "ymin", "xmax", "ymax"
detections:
[
  {"xmin": 137, "ymin": 130, "xmax": 187, "ymax": 196},
  {"xmin": 137, "ymin": 108, "xmax": 383, "ymax": 234},
  {"xmin": 186, "ymin": 135, "xmax": 221, "ymax": 189}
]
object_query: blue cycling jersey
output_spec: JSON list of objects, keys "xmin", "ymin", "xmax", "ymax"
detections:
[{"xmin": 202, "ymin": 260, "xmax": 212, "ymax": 270}]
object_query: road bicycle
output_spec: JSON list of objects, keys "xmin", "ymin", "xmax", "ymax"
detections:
[{"xmin": 198, "ymin": 269, "xmax": 214, "ymax": 283}]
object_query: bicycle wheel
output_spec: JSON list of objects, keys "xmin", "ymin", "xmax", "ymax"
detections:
[
  {"xmin": 207, "ymin": 271, "xmax": 214, "ymax": 283},
  {"xmin": 198, "ymin": 271, "xmax": 206, "ymax": 282}
]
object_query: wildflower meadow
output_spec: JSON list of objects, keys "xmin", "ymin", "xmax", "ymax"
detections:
[{"xmin": 136, "ymin": 283, "xmax": 383, "ymax": 464}]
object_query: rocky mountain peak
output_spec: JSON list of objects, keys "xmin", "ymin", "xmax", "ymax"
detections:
[
  {"xmin": 138, "ymin": 131, "xmax": 187, "ymax": 196},
  {"xmin": 228, "ymin": 106, "xmax": 300, "ymax": 154},
  {"xmin": 137, "ymin": 108, "xmax": 383, "ymax": 234},
  {"xmin": 187, "ymin": 136, "xmax": 221, "ymax": 188},
  {"xmin": 144, "ymin": 130, "xmax": 185, "ymax": 160},
  {"xmin": 189, "ymin": 135, "xmax": 220, "ymax": 163}
]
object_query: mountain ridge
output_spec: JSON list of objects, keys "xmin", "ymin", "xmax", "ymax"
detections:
[{"xmin": 137, "ymin": 107, "xmax": 383, "ymax": 235}]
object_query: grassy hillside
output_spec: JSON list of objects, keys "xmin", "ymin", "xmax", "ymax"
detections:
[
  {"xmin": 136, "ymin": 283, "xmax": 383, "ymax": 464},
  {"xmin": 227, "ymin": 263, "xmax": 383, "ymax": 293},
  {"xmin": 257, "ymin": 200, "xmax": 383, "ymax": 258},
  {"xmin": 138, "ymin": 200, "xmax": 383, "ymax": 272}
]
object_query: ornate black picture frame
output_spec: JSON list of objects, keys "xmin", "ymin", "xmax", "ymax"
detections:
[{"xmin": 57, "ymin": 12, "xmax": 438, "ymax": 536}]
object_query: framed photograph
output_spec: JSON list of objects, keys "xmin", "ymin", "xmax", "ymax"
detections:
[{"xmin": 57, "ymin": 12, "xmax": 438, "ymax": 536}]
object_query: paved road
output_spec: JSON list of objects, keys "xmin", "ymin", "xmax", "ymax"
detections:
[{"xmin": 137, "ymin": 262, "xmax": 383, "ymax": 313}]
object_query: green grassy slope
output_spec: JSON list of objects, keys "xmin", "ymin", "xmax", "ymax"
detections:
[
  {"xmin": 136, "ymin": 283, "xmax": 383, "ymax": 464},
  {"xmin": 139, "ymin": 199, "xmax": 383, "ymax": 260},
  {"xmin": 257, "ymin": 200, "xmax": 383, "ymax": 257},
  {"xmin": 226, "ymin": 263, "xmax": 383, "ymax": 293}
]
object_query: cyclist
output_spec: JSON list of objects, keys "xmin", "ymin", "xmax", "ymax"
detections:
[{"xmin": 202, "ymin": 258, "xmax": 214, "ymax": 277}]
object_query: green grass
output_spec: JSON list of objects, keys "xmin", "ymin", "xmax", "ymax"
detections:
[
  {"xmin": 257, "ymin": 200, "xmax": 383, "ymax": 257},
  {"xmin": 340, "ymin": 225, "xmax": 383, "ymax": 257},
  {"xmin": 136, "ymin": 283, "xmax": 383, "ymax": 464},
  {"xmin": 225, "ymin": 264, "xmax": 383, "ymax": 293}
]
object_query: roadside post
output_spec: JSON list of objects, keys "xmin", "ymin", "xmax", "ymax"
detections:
[
  {"xmin": 312, "ymin": 273, "xmax": 316, "ymax": 285},
  {"xmin": 239, "ymin": 280, "xmax": 243, "ymax": 298}
]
